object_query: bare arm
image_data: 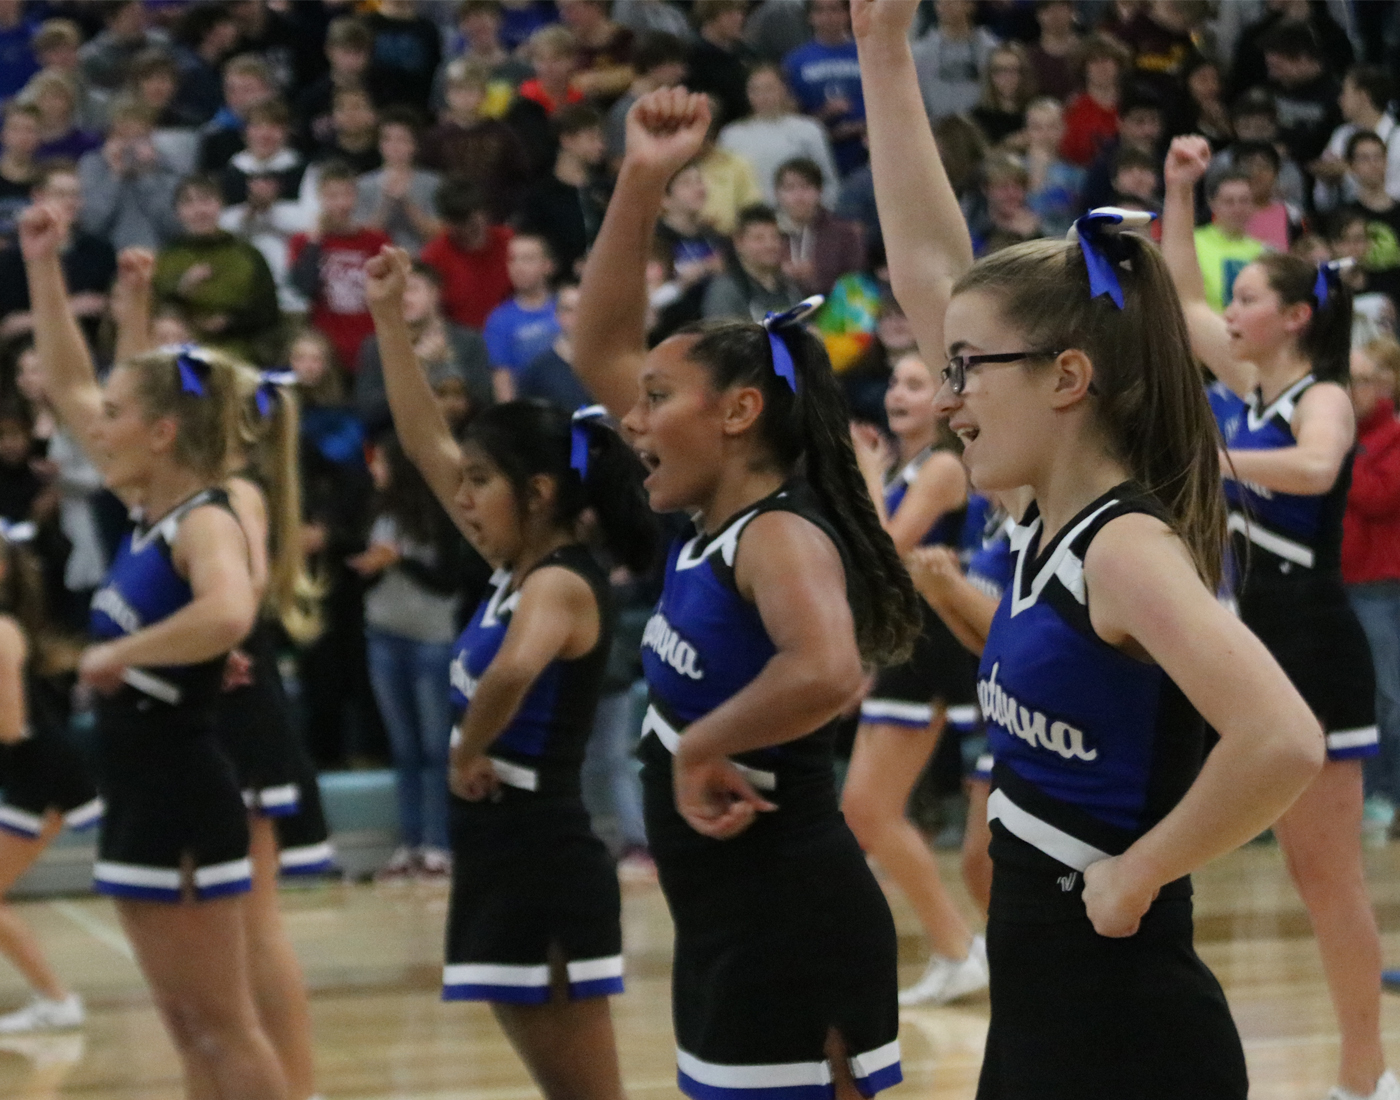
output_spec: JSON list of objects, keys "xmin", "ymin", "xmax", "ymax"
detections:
[
  {"xmin": 110, "ymin": 248, "xmax": 156, "ymax": 362},
  {"xmin": 1161, "ymin": 136, "xmax": 1255, "ymax": 396},
  {"xmin": 1080, "ymin": 515, "xmax": 1323, "ymax": 937},
  {"xmin": 854, "ymin": 0, "xmax": 974, "ymax": 365},
  {"xmin": 1223, "ymin": 383, "xmax": 1355, "ymax": 496},
  {"xmin": 908, "ymin": 545, "xmax": 998, "ymax": 655},
  {"xmin": 81, "ymin": 507, "xmax": 258, "ymax": 686},
  {"xmin": 18, "ymin": 205, "xmax": 105, "ymax": 465},
  {"xmin": 454, "ymin": 567, "xmax": 600, "ymax": 759},
  {"xmin": 885, "ymin": 450, "xmax": 968, "ymax": 557},
  {"xmin": 364, "ymin": 246, "xmax": 468, "ymax": 536},
  {"xmin": 226, "ymin": 475, "xmax": 271, "ymax": 603},
  {"xmin": 673, "ymin": 512, "xmax": 865, "ymax": 838},
  {"xmin": 0, "ymin": 618, "xmax": 28, "ymax": 744},
  {"xmin": 575, "ymin": 88, "xmax": 712, "ymax": 417}
]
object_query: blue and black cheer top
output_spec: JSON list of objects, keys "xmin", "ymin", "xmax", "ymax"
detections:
[
  {"xmin": 1210, "ymin": 376, "xmax": 1352, "ymax": 579},
  {"xmin": 639, "ymin": 481, "xmax": 857, "ymax": 847},
  {"xmin": 979, "ymin": 484, "xmax": 1204, "ymax": 919},
  {"xmin": 448, "ymin": 543, "xmax": 610, "ymax": 797},
  {"xmin": 89, "ymin": 488, "xmax": 235, "ymax": 719}
]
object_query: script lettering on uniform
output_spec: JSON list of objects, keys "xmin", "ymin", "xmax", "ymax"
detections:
[
  {"xmin": 91, "ymin": 586, "xmax": 143, "ymax": 635},
  {"xmin": 977, "ymin": 662, "xmax": 1098, "ymax": 762},
  {"xmin": 641, "ymin": 613, "xmax": 704, "ymax": 681},
  {"xmin": 450, "ymin": 654, "xmax": 478, "ymax": 700}
]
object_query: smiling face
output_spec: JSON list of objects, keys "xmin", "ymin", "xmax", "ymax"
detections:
[
  {"xmin": 937, "ymin": 290, "xmax": 1064, "ymax": 492},
  {"xmin": 620, "ymin": 336, "xmax": 734, "ymax": 514},
  {"xmin": 884, "ymin": 354, "xmax": 938, "ymax": 444},
  {"xmin": 454, "ymin": 439, "xmax": 529, "ymax": 566}
]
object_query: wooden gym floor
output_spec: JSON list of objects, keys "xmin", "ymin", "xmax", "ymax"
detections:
[{"xmin": 3, "ymin": 841, "xmax": 1400, "ymax": 1099}]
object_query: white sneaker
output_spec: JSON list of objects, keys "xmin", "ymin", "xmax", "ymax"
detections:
[
  {"xmin": 1327, "ymin": 1070, "xmax": 1400, "ymax": 1100},
  {"xmin": 0, "ymin": 994, "xmax": 84, "ymax": 1034},
  {"xmin": 898, "ymin": 935, "xmax": 989, "ymax": 1006},
  {"xmin": 375, "ymin": 846, "xmax": 417, "ymax": 883}
]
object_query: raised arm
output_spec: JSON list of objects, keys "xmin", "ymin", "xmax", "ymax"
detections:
[
  {"xmin": 18, "ymin": 205, "xmax": 106, "ymax": 465},
  {"xmin": 110, "ymin": 248, "xmax": 156, "ymax": 363},
  {"xmin": 364, "ymin": 246, "xmax": 467, "ymax": 534},
  {"xmin": 853, "ymin": 0, "xmax": 974, "ymax": 365},
  {"xmin": 575, "ymin": 88, "xmax": 711, "ymax": 417},
  {"xmin": 1161, "ymin": 136, "xmax": 1255, "ymax": 396}
]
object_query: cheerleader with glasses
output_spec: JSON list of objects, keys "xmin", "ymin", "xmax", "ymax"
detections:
[
  {"xmin": 574, "ymin": 86, "xmax": 922, "ymax": 1100},
  {"xmin": 858, "ymin": 2, "xmax": 1323, "ymax": 1095},
  {"xmin": 21, "ymin": 202, "xmax": 287, "ymax": 1099},
  {"xmin": 365, "ymin": 244, "xmax": 657, "ymax": 1100},
  {"xmin": 1163, "ymin": 133, "xmax": 1397, "ymax": 1100}
]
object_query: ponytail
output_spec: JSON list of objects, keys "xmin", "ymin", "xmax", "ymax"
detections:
[
  {"xmin": 677, "ymin": 320, "xmax": 923, "ymax": 666},
  {"xmin": 236, "ymin": 367, "xmax": 324, "ymax": 644},
  {"xmin": 954, "ymin": 232, "xmax": 1228, "ymax": 592},
  {"xmin": 465, "ymin": 401, "xmax": 658, "ymax": 574},
  {"xmin": 1254, "ymin": 253, "xmax": 1354, "ymax": 383}
]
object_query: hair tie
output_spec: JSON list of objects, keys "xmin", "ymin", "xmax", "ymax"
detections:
[
  {"xmin": 1313, "ymin": 258, "xmax": 1354, "ymax": 308},
  {"xmin": 0, "ymin": 520, "xmax": 36, "ymax": 545},
  {"xmin": 162, "ymin": 343, "xmax": 212, "ymax": 397},
  {"xmin": 570, "ymin": 404, "xmax": 610, "ymax": 480},
  {"xmin": 255, "ymin": 369, "xmax": 297, "ymax": 418},
  {"xmin": 762, "ymin": 295, "xmax": 824, "ymax": 393},
  {"xmin": 1067, "ymin": 208, "xmax": 1156, "ymax": 309}
]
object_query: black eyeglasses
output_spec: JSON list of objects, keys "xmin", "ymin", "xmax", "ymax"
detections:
[{"xmin": 941, "ymin": 349, "xmax": 1065, "ymax": 395}]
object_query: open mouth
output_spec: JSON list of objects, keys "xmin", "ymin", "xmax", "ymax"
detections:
[
  {"xmin": 953, "ymin": 426, "xmax": 979, "ymax": 446},
  {"xmin": 636, "ymin": 450, "xmax": 661, "ymax": 475}
]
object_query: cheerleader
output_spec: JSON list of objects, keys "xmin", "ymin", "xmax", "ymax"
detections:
[
  {"xmin": 843, "ymin": 353, "xmax": 987, "ymax": 1005},
  {"xmin": 0, "ymin": 524, "xmax": 99, "ymax": 1033},
  {"xmin": 112, "ymin": 247, "xmax": 329, "ymax": 1099},
  {"xmin": 364, "ymin": 245, "xmax": 656, "ymax": 1099},
  {"xmin": 1163, "ymin": 133, "xmax": 1397, "ymax": 1100},
  {"xmin": 21, "ymin": 203, "xmax": 287, "ymax": 1099},
  {"xmin": 574, "ymin": 87, "xmax": 922, "ymax": 1100},
  {"xmin": 859, "ymin": 2, "xmax": 1321, "ymax": 1095}
]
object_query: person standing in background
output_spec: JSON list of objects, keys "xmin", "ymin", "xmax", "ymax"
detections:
[
  {"xmin": 1342, "ymin": 338, "xmax": 1400, "ymax": 829},
  {"xmin": 783, "ymin": 0, "xmax": 867, "ymax": 177}
]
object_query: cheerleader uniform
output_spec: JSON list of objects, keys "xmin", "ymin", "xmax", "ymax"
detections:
[
  {"xmin": 88, "ymin": 489, "xmax": 253, "ymax": 902},
  {"xmin": 860, "ymin": 450, "xmax": 981, "ymax": 735},
  {"xmin": 0, "ymin": 669, "xmax": 102, "ymax": 839},
  {"xmin": 975, "ymin": 483, "xmax": 1246, "ymax": 1100},
  {"xmin": 1212, "ymin": 377, "xmax": 1378, "ymax": 757},
  {"xmin": 641, "ymin": 481, "xmax": 902, "ymax": 1100},
  {"xmin": 441, "ymin": 544, "xmax": 623, "ymax": 1005}
]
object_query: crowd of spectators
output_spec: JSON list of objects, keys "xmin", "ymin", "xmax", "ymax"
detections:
[{"xmin": 0, "ymin": 0, "xmax": 1398, "ymax": 842}]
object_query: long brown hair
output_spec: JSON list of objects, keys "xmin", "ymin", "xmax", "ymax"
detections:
[
  {"xmin": 235, "ymin": 366, "xmax": 324, "ymax": 644},
  {"xmin": 1252, "ymin": 253, "xmax": 1354, "ymax": 383},
  {"xmin": 953, "ymin": 233, "xmax": 1228, "ymax": 591}
]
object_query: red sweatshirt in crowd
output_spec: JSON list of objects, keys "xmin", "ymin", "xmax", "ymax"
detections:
[
  {"xmin": 289, "ymin": 227, "xmax": 392, "ymax": 372},
  {"xmin": 1342, "ymin": 398, "xmax": 1400, "ymax": 585}
]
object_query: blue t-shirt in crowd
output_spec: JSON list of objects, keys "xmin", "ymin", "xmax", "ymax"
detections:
[
  {"xmin": 0, "ymin": 18, "xmax": 38, "ymax": 101},
  {"xmin": 782, "ymin": 39, "xmax": 866, "ymax": 175},
  {"xmin": 483, "ymin": 296, "xmax": 561, "ymax": 377}
]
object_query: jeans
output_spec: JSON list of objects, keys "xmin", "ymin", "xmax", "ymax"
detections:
[
  {"xmin": 582, "ymin": 683, "xmax": 648, "ymax": 850},
  {"xmin": 365, "ymin": 629, "xmax": 455, "ymax": 851},
  {"xmin": 1348, "ymin": 581, "xmax": 1400, "ymax": 803}
]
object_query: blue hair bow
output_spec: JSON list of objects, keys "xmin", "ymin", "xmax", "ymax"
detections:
[
  {"xmin": 762, "ymin": 295, "xmax": 825, "ymax": 393},
  {"xmin": 0, "ymin": 519, "xmax": 36, "ymax": 545},
  {"xmin": 255, "ymin": 369, "xmax": 297, "ymax": 418},
  {"xmin": 570, "ymin": 404, "xmax": 609, "ymax": 480},
  {"xmin": 1313, "ymin": 258, "xmax": 1353, "ymax": 308},
  {"xmin": 1068, "ymin": 208, "xmax": 1157, "ymax": 309},
  {"xmin": 166, "ymin": 344, "xmax": 212, "ymax": 397}
]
